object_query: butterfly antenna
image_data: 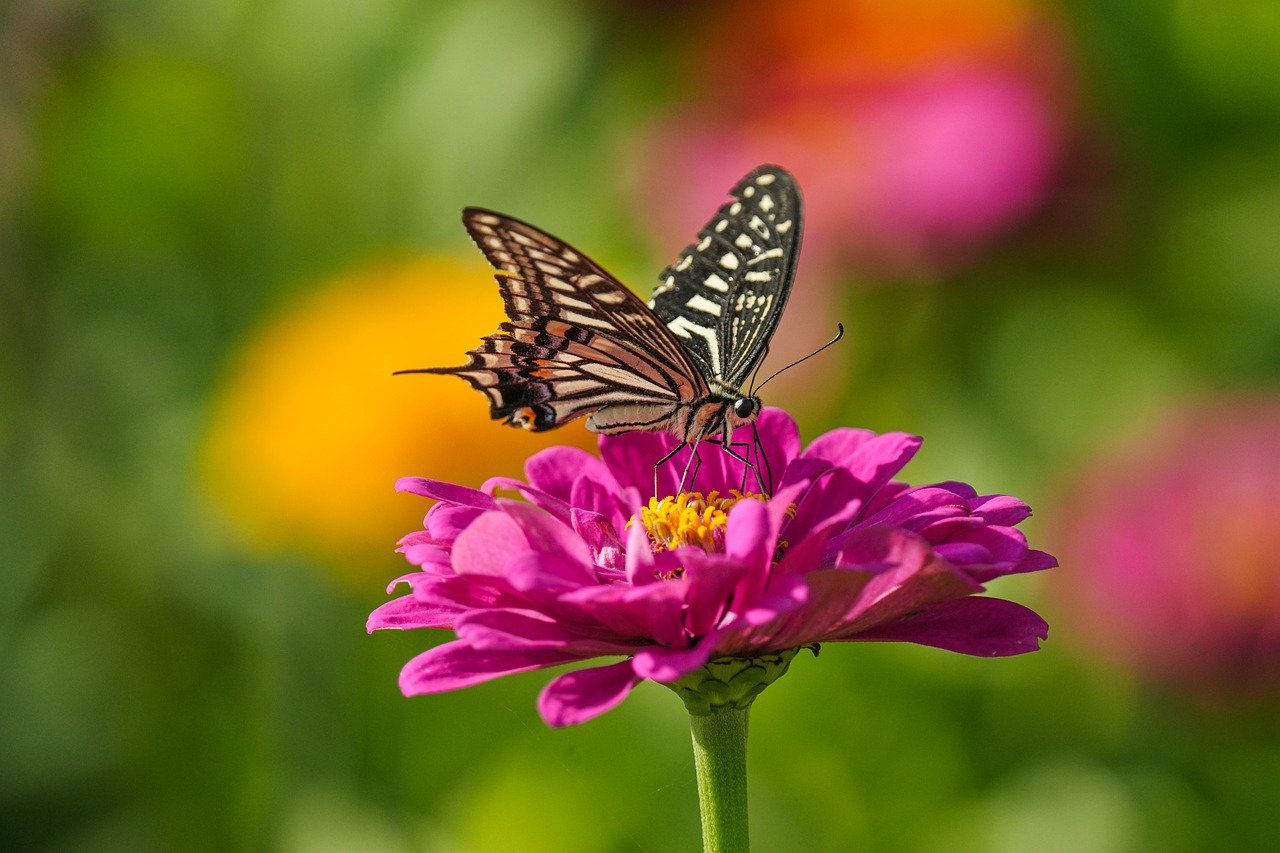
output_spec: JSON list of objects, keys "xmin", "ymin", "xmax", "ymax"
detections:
[
  {"xmin": 747, "ymin": 342, "xmax": 771, "ymax": 396},
  {"xmin": 753, "ymin": 323, "xmax": 845, "ymax": 394}
]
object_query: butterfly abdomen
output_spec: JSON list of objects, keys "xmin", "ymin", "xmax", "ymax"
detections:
[{"xmin": 586, "ymin": 403, "xmax": 684, "ymax": 435}]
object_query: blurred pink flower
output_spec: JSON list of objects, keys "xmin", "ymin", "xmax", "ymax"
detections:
[
  {"xmin": 370, "ymin": 408, "xmax": 1054, "ymax": 726},
  {"xmin": 636, "ymin": 0, "xmax": 1069, "ymax": 279},
  {"xmin": 1055, "ymin": 398, "xmax": 1280, "ymax": 695}
]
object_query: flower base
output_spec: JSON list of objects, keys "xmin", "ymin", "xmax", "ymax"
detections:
[{"xmin": 663, "ymin": 647, "xmax": 814, "ymax": 716}]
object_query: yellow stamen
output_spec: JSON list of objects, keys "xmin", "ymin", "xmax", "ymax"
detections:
[{"xmin": 631, "ymin": 490, "xmax": 769, "ymax": 553}]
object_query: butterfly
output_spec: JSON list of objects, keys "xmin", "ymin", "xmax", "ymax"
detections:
[{"xmin": 400, "ymin": 164, "xmax": 811, "ymax": 491}]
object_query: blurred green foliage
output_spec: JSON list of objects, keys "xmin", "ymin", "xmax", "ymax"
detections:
[{"xmin": 3, "ymin": 1, "xmax": 1280, "ymax": 850}]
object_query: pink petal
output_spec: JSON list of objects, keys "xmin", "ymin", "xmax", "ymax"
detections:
[
  {"xmin": 538, "ymin": 660, "xmax": 641, "ymax": 727},
  {"xmin": 570, "ymin": 508, "xmax": 625, "ymax": 573},
  {"xmin": 803, "ymin": 431, "xmax": 921, "ymax": 495},
  {"xmin": 928, "ymin": 522, "xmax": 1028, "ymax": 567},
  {"xmin": 750, "ymin": 527, "xmax": 980, "ymax": 647},
  {"xmin": 396, "ymin": 477, "xmax": 497, "ymax": 510},
  {"xmin": 398, "ymin": 541, "xmax": 451, "ymax": 571},
  {"xmin": 422, "ymin": 574, "xmax": 522, "ymax": 611},
  {"xmin": 845, "ymin": 432, "xmax": 922, "ymax": 492},
  {"xmin": 783, "ymin": 466, "xmax": 867, "ymax": 544},
  {"xmin": 624, "ymin": 516, "xmax": 658, "ymax": 586},
  {"xmin": 862, "ymin": 486, "xmax": 970, "ymax": 529},
  {"xmin": 754, "ymin": 407, "xmax": 802, "ymax": 471},
  {"xmin": 499, "ymin": 500, "xmax": 594, "ymax": 568},
  {"xmin": 740, "ymin": 574, "xmax": 809, "ymax": 626},
  {"xmin": 457, "ymin": 610, "xmax": 634, "ymax": 656},
  {"xmin": 714, "ymin": 574, "xmax": 812, "ymax": 655},
  {"xmin": 1016, "ymin": 549, "xmax": 1058, "ymax": 572},
  {"xmin": 830, "ymin": 528, "xmax": 981, "ymax": 632},
  {"xmin": 367, "ymin": 595, "xmax": 459, "ymax": 631},
  {"xmin": 765, "ymin": 480, "xmax": 809, "ymax": 532},
  {"xmin": 681, "ymin": 554, "xmax": 744, "ymax": 635},
  {"xmin": 733, "ymin": 569, "xmax": 874, "ymax": 651},
  {"xmin": 800, "ymin": 427, "xmax": 880, "ymax": 467},
  {"xmin": 934, "ymin": 542, "xmax": 994, "ymax": 567},
  {"xmin": 723, "ymin": 498, "xmax": 779, "ymax": 605},
  {"xmin": 571, "ymin": 476, "xmax": 630, "ymax": 535},
  {"xmin": 775, "ymin": 456, "xmax": 832, "ymax": 497},
  {"xmin": 525, "ymin": 446, "xmax": 619, "ymax": 501},
  {"xmin": 482, "ymin": 477, "xmax": 572, "ymax": 521},
  {"xmin": 425, "ymin": 503, "xmax": 485, "ymax": 542},
  {"xmin": 451, "ymin": 511, "xmax": 528, "ymax": 576},
  {"xmin": 397, "ymin": 641, "xmax": 579, "ymax": 695},
  {"xmin": 600, "ymin": 430, "xmax": 682, "ymax": 499},
  {"xmin": 382, "ymin": 570, "xmax": 432, "ymax": 594},
  {"xmin": 929, "ymin": 480, "xmax": 980, "ymax": 500},
  {"xmin": 503, "ymin": 551, "xmax": 597, "ymax": 593},
  {"xmin": 852, "ymin": 597, "xmax": 1049, "ymax": 657},
  {"xmin": 685, "ymin": 440, "xmax": 740, "ymax": 497},
  {"xmin": 562, "ymin": 581, "xmax": 687, "ymax": 648},
  {"xmin": 631, "ymin": 635, "xmax": 718, "ymax": 682},
  {"xmin": 969, "ymin": 494, "xmax": 1032, "ymax": 526}
]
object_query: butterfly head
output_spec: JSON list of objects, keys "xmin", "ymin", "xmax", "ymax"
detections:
[{"xmin": 729, "ymin": 394, "xmax": 762, "ymax": 428}]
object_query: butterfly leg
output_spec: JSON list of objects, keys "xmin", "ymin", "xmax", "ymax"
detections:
[
  {"xmin": 728, "ymin": 438, "xmax": 753, "ymax": 492},
  {"xmin": 726, "ymin": 425, "xmax": 772, "ymax": 493},
  {"xmin": 678, "ymin": 440, "xmax": 704, "ymax": 494},
  {"xmin": 752, "ymin": 424, "xmax": 775, "ymax": 494},
  {"xmin": 652, "ymin": 441, "xmax": 688, "ymax": 499},
  {"xmin": 719, "ymin": 429, "xmax": 769, "ymax": 495}
]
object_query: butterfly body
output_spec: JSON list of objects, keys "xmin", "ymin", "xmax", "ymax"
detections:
[
  {"xmin": 582, "ymin": 388, "xmax": 759, "ymax": 439},
  {"xmin": 407, "ymin": 165, "xmax": 802, "ymax": 475}
]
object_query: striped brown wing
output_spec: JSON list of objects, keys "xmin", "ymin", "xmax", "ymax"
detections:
[{"xmin": 418, "ymin": 209, "xmax": 710, "ymax": 431}]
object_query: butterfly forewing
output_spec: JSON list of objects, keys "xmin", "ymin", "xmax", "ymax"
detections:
[
  {"xmin": 416, "ymin": 165, "xmax": 804, "ymax": 454},
  {"xmin": 649, "ymin": 165, "xmax": 802, "ymax": 388},
  {"xmin": 420, "ymin": 210, "xmax": 708, "ymax": 431}
]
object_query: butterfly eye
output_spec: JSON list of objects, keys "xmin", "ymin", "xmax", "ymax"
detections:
[{"xmin": 733, "ymin": 397, "xmax": 758, "ymax": 419}]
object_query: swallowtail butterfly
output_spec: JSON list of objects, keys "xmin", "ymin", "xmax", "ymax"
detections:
[{"xmin": 402, "ymin": 164, "xmax": 804, "ymax": 488}]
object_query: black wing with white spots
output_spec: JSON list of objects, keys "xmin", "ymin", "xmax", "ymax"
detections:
[
  {"xmin": 414, "ymin": 209, "xmax": 708, "ymax": 431},
  {"xmin": 649, "ymin": 165, "xmax": 803, "ymax": 387}
]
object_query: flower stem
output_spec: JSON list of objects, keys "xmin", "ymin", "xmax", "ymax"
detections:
[{"xmin": 689, "ymin": 706, "xmax": 750, "ymax": 853}]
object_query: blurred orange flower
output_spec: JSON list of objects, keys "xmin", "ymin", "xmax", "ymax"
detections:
[
  {"xmin": 200, "ymin": 256, "xmax": 595, "ymax": 580},
  {"xmin": 701, "ymin": 0, "xmax": 1043, "ymax": 93}
]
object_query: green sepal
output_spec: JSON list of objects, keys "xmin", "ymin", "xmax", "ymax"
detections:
[{"xmin": 662, "ymin": 644, "xmax": 818, "ymax": 716}]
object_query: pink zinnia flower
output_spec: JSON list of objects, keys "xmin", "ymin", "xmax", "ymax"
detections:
[
  {"xmin": 369, "ymin": 409, "xmax": 1054, "ymax": 725},
  {"xmin": 1055, "ymin": 398, "xmax": 1280, "ymax": 695},
  {"xmin": 643, "ymin": 66, "xmax": 1060, "ymax": 280}
]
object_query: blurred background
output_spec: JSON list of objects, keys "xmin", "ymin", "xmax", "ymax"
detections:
[{"xmin": 3, "ymin": 0, "xmax": 1280, "ymax": 849}]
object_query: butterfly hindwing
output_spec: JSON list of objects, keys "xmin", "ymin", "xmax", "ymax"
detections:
[
  {"xmin": 649, "ymin": 165, "xmax": 802, "ymax": 387},
  {"xmin": 423, "ymin": 210, "xmax": 708, "ymax": 431}
]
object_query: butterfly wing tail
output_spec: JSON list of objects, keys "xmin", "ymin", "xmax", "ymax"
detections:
[{"xmin": 403, "ymin": 364, "xmax": 555, "ymax": 432}]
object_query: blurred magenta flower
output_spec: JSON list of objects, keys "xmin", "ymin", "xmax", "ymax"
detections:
[
  {"xmin": 370, "ymin": 409, "xmax": 1054, "ymax": 726},
  {"xmin": 1055, "ymin": 398, "xmax": 1280, "ymax": 695},
  {"xmin": 637, "ymin": 0, "xmax": 1068, "ymax": 279}
]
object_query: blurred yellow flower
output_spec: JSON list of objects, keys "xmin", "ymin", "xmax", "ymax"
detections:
[{"xmin": 200, "ymin": 255, "xmax": 595, "ymax": 580}]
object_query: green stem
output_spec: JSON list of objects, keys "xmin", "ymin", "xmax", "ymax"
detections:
[{"xmin": 689, "ymin": 707, "xmax": 750, "ymax": 853}]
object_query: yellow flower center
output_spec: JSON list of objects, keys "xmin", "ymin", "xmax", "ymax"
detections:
[{"xmin": 634, "ymin": 490, "xmax": 768, "ymax": 554}]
